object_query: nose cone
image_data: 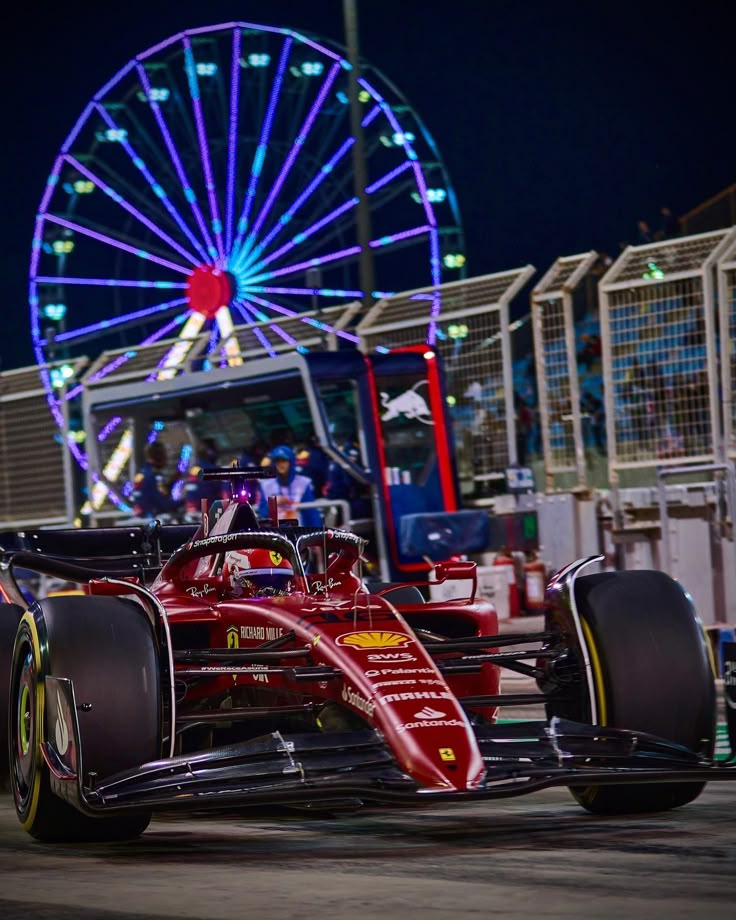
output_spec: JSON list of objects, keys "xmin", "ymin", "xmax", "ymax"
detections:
[{"xmin": 373, "ymin": 691, "xmax": 486, "ymax": 792}]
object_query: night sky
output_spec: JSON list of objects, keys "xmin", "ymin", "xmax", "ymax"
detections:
[{"xmin": 2, "ymin": 0, "xmax": 734, "ymax": 371}]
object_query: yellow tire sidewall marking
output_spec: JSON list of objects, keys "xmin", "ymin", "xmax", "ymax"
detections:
[
  {"xmin": 17, "ymin": 611, "xmax": 44, "ymax": 831},
  {"xmin": 577, "ymin": 617, "xmax": 608, "ymax": 806}
]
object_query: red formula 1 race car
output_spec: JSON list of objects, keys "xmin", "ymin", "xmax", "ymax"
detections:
[{"xmin": 1, "ymin": 467, "xmax": 735, "ymax": 842}]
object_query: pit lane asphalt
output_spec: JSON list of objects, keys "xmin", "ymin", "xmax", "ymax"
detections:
[
  {"xmin": 1, "ymin": 781, "xmax": 735, "ymax": 920},
  {"xmin": 1, "ymin": 615, "xmax": 733, "ymax": 920}
]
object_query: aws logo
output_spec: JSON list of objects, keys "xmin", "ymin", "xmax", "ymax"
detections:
[{"xmin": 336, "ymin": 631, "xmax": 414, "ymax": 649}]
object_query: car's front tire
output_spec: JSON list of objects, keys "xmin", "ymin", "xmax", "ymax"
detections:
[
  {"xmin": 548, "ymin": 569, "xmax": 716, "ymax": 815},
  {"xmin": 10, "ymin": 596, "xmax": 161, "ymax": 841}
]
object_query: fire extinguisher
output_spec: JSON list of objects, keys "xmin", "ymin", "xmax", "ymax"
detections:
[
  {"xmin": 493, "ymin": 548, "xmax": 520, "ymax": 618},
  {"xmin": 523, "ymin": 551, "xmax": 547, "ymax": 613}
]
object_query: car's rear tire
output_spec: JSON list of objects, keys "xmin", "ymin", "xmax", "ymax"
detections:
[
  {"xmin": 553, "ymin": 570, "xmax": 716, "ymax": 815},
  {"xmin": 10, "ymin": 596, "xmax": 161, "ymax": 841}
]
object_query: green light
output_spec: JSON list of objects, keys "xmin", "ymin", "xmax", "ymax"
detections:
[
  {"xmin": 72, "ymin": 180, "xmax": 94, "ymax": 194},
  {"xmin": 642, "ymin": 260, "xmax": 665, "ymax": 280},
  {"xmin": 50, "ymin": 364, "xmax": 74, "ymax": 389},
  {"xmin": 195, "ymin": 62, "xmax": 217, "ymax": 77},
  {"xmin": 300, "ymin": 62, "xmax": 324, "ymax": 76},
  {"xmin": 43, "ymin": 303, "xmax": 67, "ymax": 321},
  {"xmin": 443, "ymin": 253, "xmax": 466, "ymax": 269},
  {"xmin": 448, "ymin": 323, "xmax": 469, "ymax": 340},
  {"xmin": 247, "ymin": 53, "xmax": 270, "ymax": 67}
]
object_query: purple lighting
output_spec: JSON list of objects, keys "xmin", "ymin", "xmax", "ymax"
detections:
[
  {"xmin": 42, "ymin": 214, "xmax": 190, "ymax": 275},
  {"xmin": 94, "ymin": 104, "xmax": 209, "ymax": 263},
  {"xmin": 182, "ymin": 37, "xmax": 225, "ymax": 262},
  {"xmin": 63, "ymin": 155, "xmax": 201, "ymax": 266},
  {"xmin": 246, "ymin": 244, "xmax": 362, "ymax": 285},
  {"xmin": 135, "ymin": 65, "xmax": 216, "ymax": 259},
  {"xmin": 235, "ymin": 62, "xmax": 341, "ymax": 265},
  {"xmin": 243, "ymin": 291, "xmax": 359, "ymax": 344},
  {"xmin": 369, "ymin": 225, "xmax": 431, "ymax": 248},
  {"xmin": 240, "ymin": 136, "xmax": 356, "ymax": 271},
  {"xmin": 35, "ymin": 276, "xmax": 187, "ymax": 289},
  {"xmin": 248, "ymin": 197, "xmax": 359, "ymax": 274},
  {"xmin": 49, "ymin": 298, "xmax": 189, "ymax": 344},
  {"xmin": 230, "ymin": 36, "xmax": 292, "ymax": 258},
  {"xmin": 224, "ymin": 27, "xmax": 242, "ymax": 254}
]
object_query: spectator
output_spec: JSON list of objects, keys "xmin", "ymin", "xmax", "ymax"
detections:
[
  {"xmin": 131, "ymin": 441, "xmax": 179, "ymax": 519},
  {"xmin": 257, "ymin": 444, "xmax": 322, "ymax": 527},
  {"xmin": 577, "ymin": 333, "xmax": 602, "ymax": 370},
  {"xmin": 581, "ymin": 391, "xmax": 606, "ymax": 455}
]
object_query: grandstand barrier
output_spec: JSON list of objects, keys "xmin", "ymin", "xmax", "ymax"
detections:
[
  {"xmin": 531, "ymin": 250, "xmax": 599, "ymax": 491},
  {"xmin": 598, "ymin": 228, "xmax": 736, "ymax": 493}
]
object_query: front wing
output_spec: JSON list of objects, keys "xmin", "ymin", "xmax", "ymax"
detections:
[{"xmin": 44, "ymin": 677, "xmax": 736, "ymax": 816}]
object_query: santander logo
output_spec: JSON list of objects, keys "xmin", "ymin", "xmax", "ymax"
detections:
[{"xmin": 414, "ymin": 707, "xmax": 446, "ymax": 719}]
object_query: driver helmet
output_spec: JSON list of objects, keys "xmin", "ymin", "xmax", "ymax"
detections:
[{"xmin": 223, "ymin": 548, "xmax": 294, "ymax": 598}]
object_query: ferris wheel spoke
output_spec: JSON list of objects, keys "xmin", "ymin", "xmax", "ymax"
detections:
[
  {"xmin": 234, "ymin": 300, "xmax": 304, "ymax": 354},
  {"xmin": 240, "ymin": 136, "xmax": 356, "ymax": 272},
  {"xmin": 62, "ymin": 155, "xmax": 202, "ymax": 267},
  {"xmin": 233, "ymin": 298, "xmax": 291, "ymax": 358},
  {"xmin": 35, "ymin": 275, "xmax": 188, "ymax": 291},
  {"xmin": 369, "ymin": 224, "xmax": 434, "ymax": 249},
  {"xmin": 238, "ymin": 100, "xmax": 394, "ymax": 275},
  {"xmin": 44, "ymin": 297, "xmax": 189, "ymax": 348},
  {"xmin": 233, "ymin": 62, "xmax": 342, "ymax": 269},
  {"xmin": 242, "ymin": 292, "xmax": 359, "ymax": 345},
  {"xmin": 93, "ymin": 103, "xmax": 210, "ymax": 262},
  {"xmin": 42, "ymin": 213, "xmax": 190, "ymax": 275},
  {"xmin": 244, "ymin": 196, "xmax": 360, "ymax": 276},
  {"xmin": 224, "ymin": 28, "xmax": 242, "ymax": 254},
  {"xmin": 246, "ymin": 157, "xmax": 418, "ymax": 278},
  {"xmin": 245, "ymin": 244, "xmax": 361, "ymax": 286},
  {"xmin": 229, "ymin": 35, "xmax": 293, "ymax": 259},
  {"xmin": 135, "ymin": 64, "xmax": 219, "ymax": 260},
  {"xmin": 182, "ymin": 37, "xmax": 225, "ymax": 263},
  {"xmin": 244, "ymin": 284, "xmax": 362, "ymax": 299}
]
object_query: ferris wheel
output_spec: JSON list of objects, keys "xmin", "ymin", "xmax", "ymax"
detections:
[{"xmin": 28, "ymin": 21, "xmax": 465, "ymax": 512}]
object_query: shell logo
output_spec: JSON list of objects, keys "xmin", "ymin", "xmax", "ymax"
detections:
[{"xmin": 336, "ymin": 631, "xmax": 414, "ymax": 649}]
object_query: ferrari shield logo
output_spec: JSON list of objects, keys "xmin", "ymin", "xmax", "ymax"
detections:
[
  {"xmin": 269, "ymin": 551, "xmax": 283, "ymax": 566},
  {"xmin": 226, "ymin": 626, "xmax": 239, "ymax": 649},
  {"xmin": 336, "ymin": 631, "xmax": 413, "ymax": 649},
  {"xmin": 439, "ymin": 748, "xmax": 456, "ymax": 762}
]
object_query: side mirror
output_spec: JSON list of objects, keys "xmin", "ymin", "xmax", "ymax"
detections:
[{"xmin": 433, "ymin": 560, "xmax": 476, "ymax": 581}]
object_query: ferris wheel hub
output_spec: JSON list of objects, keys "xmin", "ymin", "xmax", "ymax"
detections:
[{"xmin": 186, "ymin": 266, "xmax": 234, "ymax": 319}]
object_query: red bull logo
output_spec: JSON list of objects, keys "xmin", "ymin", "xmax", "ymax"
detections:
[{"xmin": 380, "ymin": 382, "xmax": 433, "ymax": 424}]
